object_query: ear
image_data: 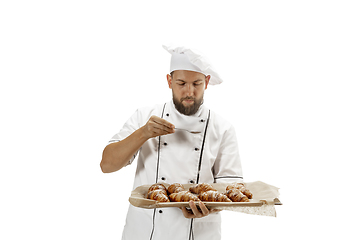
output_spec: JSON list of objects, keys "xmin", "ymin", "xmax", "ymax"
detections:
[
  {"xmin": 205, "ymin": 75, "xmax": 211, "ymax": 89},
  {"xmin": 166, "ymin": 74, "xmax": 172, "ymax": 89}
]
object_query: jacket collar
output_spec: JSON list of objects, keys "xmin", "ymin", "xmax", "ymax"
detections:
[{"xmin": 165, "ymin": 100, "xmax": 209, "ymax": 131}]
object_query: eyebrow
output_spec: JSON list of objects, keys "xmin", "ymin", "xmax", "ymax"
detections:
[{"xmin": 175, "ymin": 79, "xmax": 204, "ymax": 83}]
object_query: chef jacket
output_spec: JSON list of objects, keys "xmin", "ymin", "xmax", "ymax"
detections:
[{"xmin": 108, "ymin": 101, "xmax": 243, "ymax": 240}]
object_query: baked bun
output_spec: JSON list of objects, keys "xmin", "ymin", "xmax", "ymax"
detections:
[
  {"xmin": 189, "ymin": 183, "xmax": 216, "ymax": 194},
  {"xmin": 167, "ymin": 183, "xmax": 185, "ymax": 194},
  {"xmin": 198, "ymin": 190, "xmax": 231, "ymax": 202}
]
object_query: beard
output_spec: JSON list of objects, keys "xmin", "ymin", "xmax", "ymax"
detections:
[{"xmin": 172, "ymin": 92, "xmax": 204, "ymax": 116}]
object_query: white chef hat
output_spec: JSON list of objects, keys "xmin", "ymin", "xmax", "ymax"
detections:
[{"xmin": 163, "ymin": 45, "xmax": 223, "ymax": 85}]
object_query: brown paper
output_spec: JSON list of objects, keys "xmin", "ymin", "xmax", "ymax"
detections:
[{"xmin": 129, "ymin": 181, "xmax": 281, "ymax": 210}]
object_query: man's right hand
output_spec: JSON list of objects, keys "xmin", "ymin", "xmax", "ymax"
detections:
[{"xmin": 141, "ymin": 115, "xmax": 175, "ymax": 139}]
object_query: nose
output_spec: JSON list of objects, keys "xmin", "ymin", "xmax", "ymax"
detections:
[{"xmin": 185, "ymin": 84, "xmax": 195, "ymax": 97}]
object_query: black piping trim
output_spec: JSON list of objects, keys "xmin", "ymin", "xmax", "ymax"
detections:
[
  {"xmin": 149, "ymin": 209, "xmax": 157, "ymax": 240},
  {"xmin": 189, "ymin": 219, "xmax": 194, "ymax": 240},
  {"xmin": 214, "ymin": 176, "xmax": 244, "ymax": 179},
  {"xmin": 150, "ymin": 103, "xmax": 166, "ymax": 240},
  {"xmin": 188, "ymin": 110, "xmax": 211, "ymax": 239},
  {"xmin": 155, "ymin": 103, "xmax": 167, "ymax": 183},
  {"xmin": 195, "ymin": 110, "xmax": 211, "ymax": 184}
]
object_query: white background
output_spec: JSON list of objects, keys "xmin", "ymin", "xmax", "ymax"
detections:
[{"xmin": 1, "ymin": 0, "xmax": 359, "ymax": 239}]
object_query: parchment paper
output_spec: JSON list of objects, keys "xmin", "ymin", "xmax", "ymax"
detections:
[{"xmin": 129, "ymin": 181, "xmax": 281, "ymax": 217}]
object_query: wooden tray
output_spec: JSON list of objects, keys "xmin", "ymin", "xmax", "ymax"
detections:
[{"xmin": 129, "ymin": 181, "xmax": 281, "ymax": 209}]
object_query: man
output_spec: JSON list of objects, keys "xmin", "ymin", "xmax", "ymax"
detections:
[{"xmin": 100, "ymin": 45, "xmax": 243, "ymax": 240}]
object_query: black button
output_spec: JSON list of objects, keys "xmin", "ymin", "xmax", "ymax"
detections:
[
  {"xmin": 195, "ymin": 148, "xmax": 199, "ymax": 151},
  {"xmin": 166, "ymin": 113, "xmax": 169, "ymax": 117},
  {"xmin": 164, "ymin": 142, "xmax": 167, "ymax": 146},
  {"xmin": 161, "ymin": 177, "xmax": 166, "ymax": 180},
  {"xmin": 189, "ymin": 180, "xmax": 194, "ymax": 183},
  {"xmin": 159, "ymin": 210, "xmax": 163, "ymax": 213},
  {"xmin": 200, "ymin": 119, "xmax": 205, "ymax": 122}
]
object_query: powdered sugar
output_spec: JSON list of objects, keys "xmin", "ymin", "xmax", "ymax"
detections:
[{"xmin": 216, "ymin": 204, "xmax": 277, "ymax": 217}]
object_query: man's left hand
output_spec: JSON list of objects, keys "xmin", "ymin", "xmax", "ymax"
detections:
[{"xmin": 181, "ymin": 200, "xmax": 221, "ymax": 219}]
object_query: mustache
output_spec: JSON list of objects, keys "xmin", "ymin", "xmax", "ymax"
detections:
[{"xmin": 181, "ymin": 97, "xmax": 196, "ymax": 101}]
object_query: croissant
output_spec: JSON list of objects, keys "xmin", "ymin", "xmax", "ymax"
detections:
[
  {"xmin": 189, "ymin": 183, "xmax": 216, "ymax": 194},
  {"xmin": 226, "ymin": 182, "xmax": 244, "ymax": 190},
  {"xmin": 169, "ymin": 191, "xmax": 200, "ymax": 202},
  {"xmin": 198, "ymin": 190, "xmax": 231, "ymax": 202},
  {"xmin": 147, "ymin": 189, "xmax": 170, "ymax": 202},
  {"xmin": 226, "ymin": 183, "xmax": 253, "ymax": 199},
  {"xmin": 225, "ymin": 189, "xmax": 250, "ymax": 202},
  {"xmin": 148, "ymin": 183, "xmax": 167, "ymax": 193},
  {"xmin": 167, "ymin": 183, "xmax": 185, "ymax": 194}
]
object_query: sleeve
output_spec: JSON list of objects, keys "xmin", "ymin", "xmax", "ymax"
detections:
[
  {"xmin": 212, "ymin": 125, "xmax": 244, "ymax": 183},
  {"xmin": 107, "ymin": 109, "xmax": 141, "ymax": 166}
]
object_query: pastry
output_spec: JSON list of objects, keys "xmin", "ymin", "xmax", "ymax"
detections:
[
  {"xmin": 225, "ymin": 189, "xmax": 250, "ymax": 202},
  {"xmin": 169, "ymin": 191, "xmax": 200, "ymax": 202},
  {"xmin": 226, "ymin": 182, "xmax": 253, "ymax": 199},
  {"xmin": 148, "ymin": 183, "xmax": 167, "ymax": 193},
  {"xmin": 147, "ymin": 189, "xmax": 170, "ymax": 202},
  {"xmin": 198, "ymin": 190, "xmax": 231, "ymax": 202},
  {"xmin": 189, "ymin": 183, "xmax": 216, "ymax": 194},
  {"xmin": 226, "ymin": 182, "xmax": 245, "ymax": 190},
  {"xmin": 167, "ymin": 183, "xmax": 185, "ymax": 194}
]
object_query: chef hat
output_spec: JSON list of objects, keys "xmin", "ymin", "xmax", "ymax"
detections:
[{"xmin": 163, "ymin": 45, "xmax": 223, "ymax": 85}]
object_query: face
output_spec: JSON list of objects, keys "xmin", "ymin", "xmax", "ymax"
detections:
[{"xmin": 167, "ymin": 70, "xmax": 210, "ymax": 116}]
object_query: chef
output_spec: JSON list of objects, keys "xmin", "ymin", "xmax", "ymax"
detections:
[{"xmin": 100, "ymin": 45, "xmax": 244, "ymax": 240}]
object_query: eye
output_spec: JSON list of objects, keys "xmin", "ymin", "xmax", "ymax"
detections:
[{"xmin": 178, "ymin": 83, "xmax": 185, "ymax": 86}]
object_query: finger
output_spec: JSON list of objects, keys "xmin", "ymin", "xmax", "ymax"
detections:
[
  {"xmin": 181, "ymin": 207, "xmax": 194, "ymax": 219},
  {"xmin": 152, "ymin": 123, "xmax": 174, "ymax": 133},
  {"xmin": 148, "ymin": 116, "xmax": 175, "ymax": 136},
  {"xmin": 189, "ymin": 201, "xmax": 202, "ymax": 218},
  {"xmin": 152, "ymin": 125, "xmax": 174, "ymax": 136},
  {"xmin": 153, "ymin": 123, "xmax": 175, "ymax": 134},
  {"xmin": 151, "ymin": 116, "xmax": 175, "ymax": 130},
  {"xmin": 198, "ymin": 201, "xmax": 209, "ymax": 216}
]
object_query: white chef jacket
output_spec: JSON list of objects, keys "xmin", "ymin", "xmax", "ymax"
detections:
[{"xmin": 108, "ymin": 101, "xmax": 243, "ymax": 240}]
